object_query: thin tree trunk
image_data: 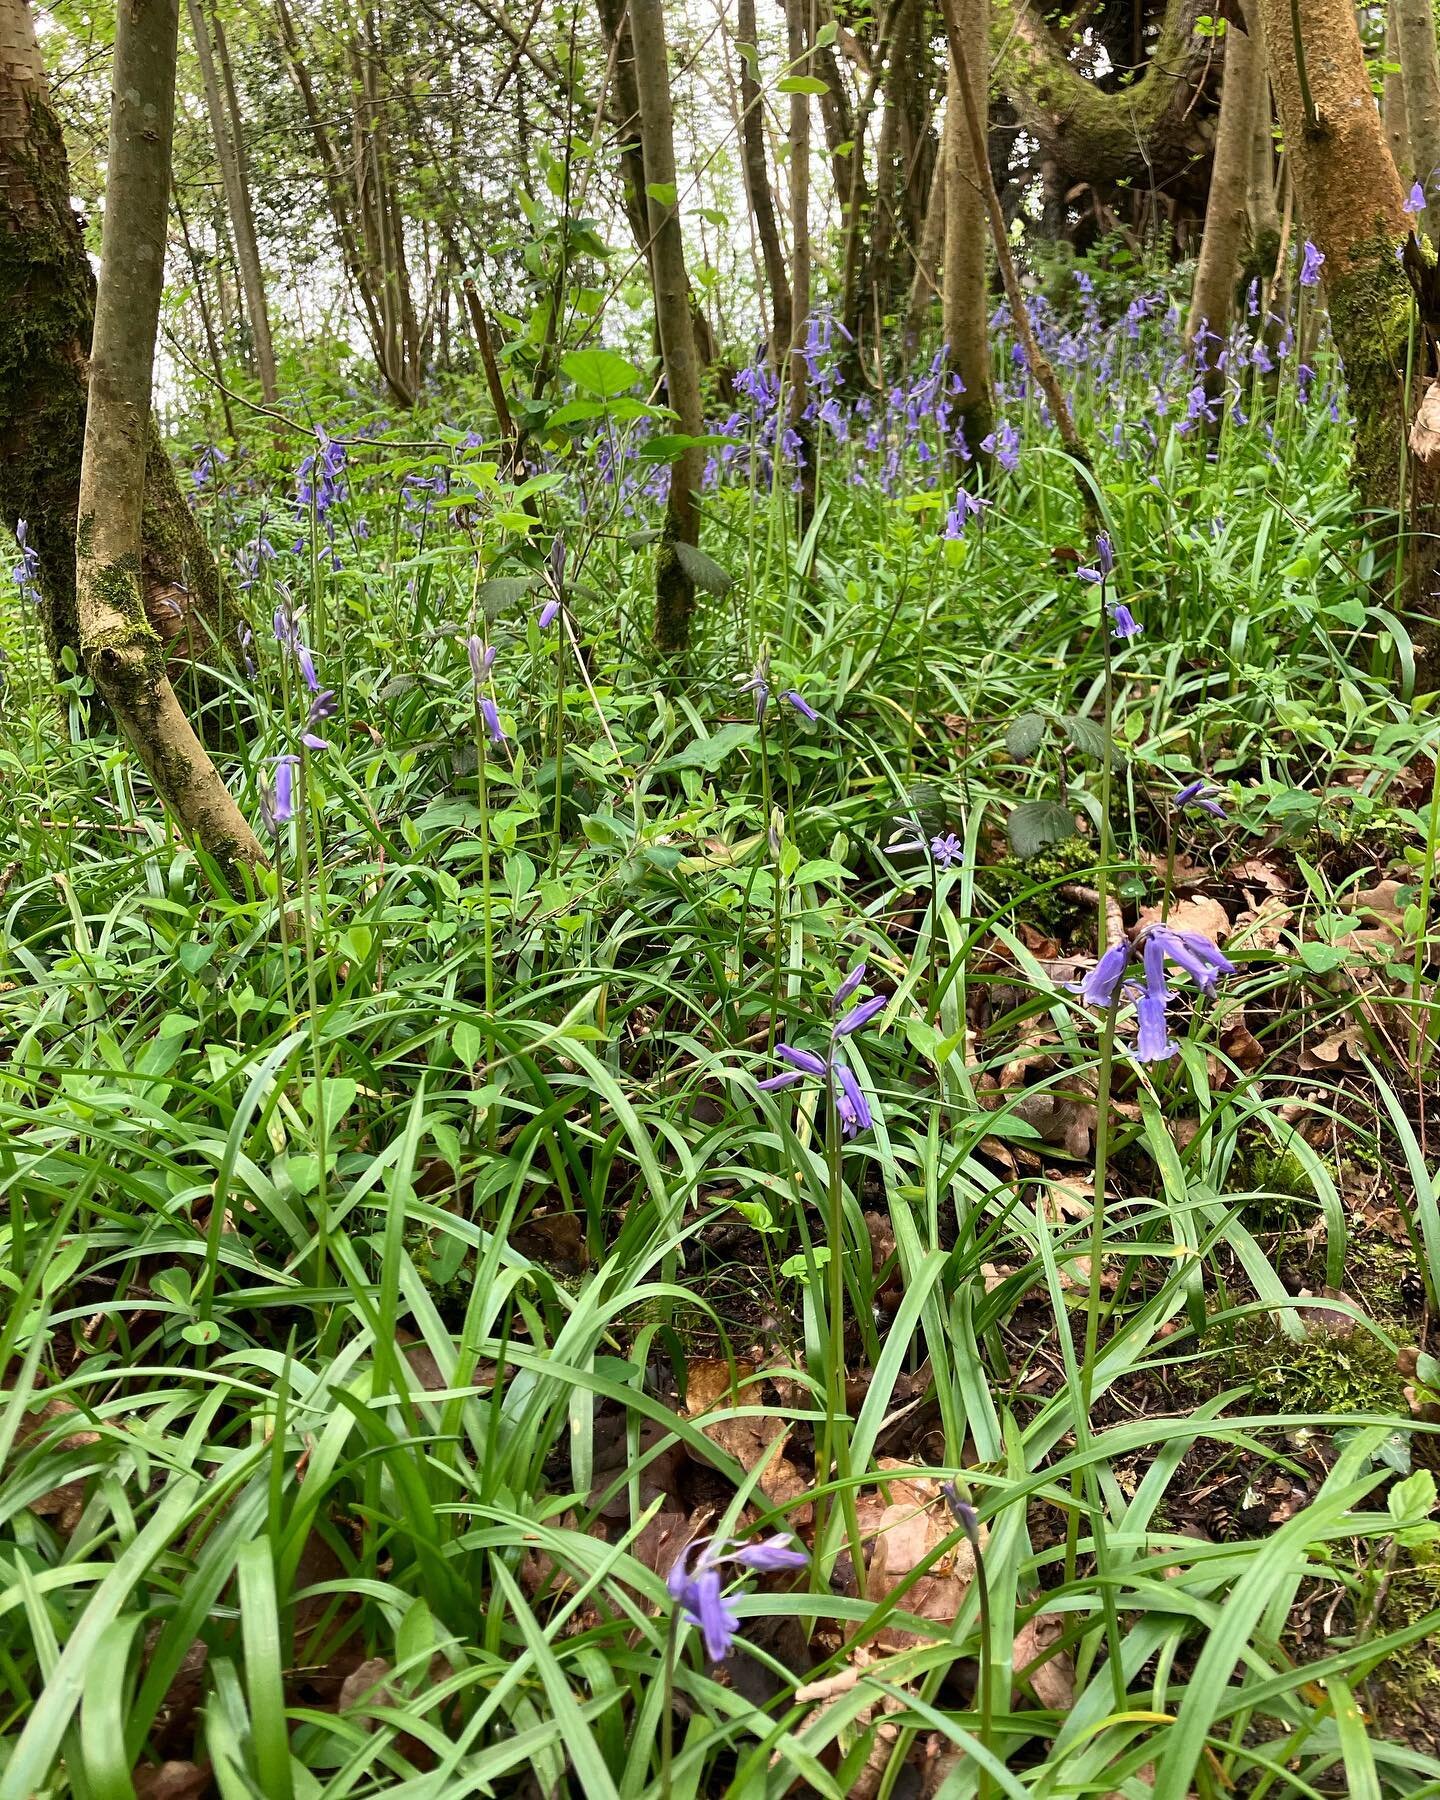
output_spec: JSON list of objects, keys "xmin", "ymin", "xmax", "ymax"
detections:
[
  {"xmin": 1, "ymin": 0, "xmax": 239, "ymax": 687},
  {"xmin": 735, "ymin": 0, "xmax": 791, "ymax": 362},
  {"xmin": 1384, "ymin": 7, "xmax": 1413, "ymax": 188},
  {"xmin": 76, "ymin": 0, "xmax": 262, "ymax": 871},
  {"xmin": 1396, "ymin": 0, "xmax": 1440, "ymax": 232},
  {"xmin": 1184, "ymin": 10, "xmax": 1259, "ymax": 357},
  {"xmin": 901, "ymin": 155, "xmax": 946, "ymax": 361},
  {"xmin": 187, "ymin": 0, "xmax": 278, "ymax": 401},
  {"xmin": 173, "ymin": 188, "xmax": 239, "ymax": 439},
  {"xmin": 787, "ymin": 0, "xmax": 814, "ymax": 522},
  {"xmin": 941, "ymin": 0, "xmax": 993, "ymax": 457},
  {"xmin": 627, "ymin": 0, "xmax": 705, "ymax": 653},
  {"xmin": 1253, "ymin": 0, "xmax": 1440, "ymax": 646}
]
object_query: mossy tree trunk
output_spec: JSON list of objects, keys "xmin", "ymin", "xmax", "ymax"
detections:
[
  {"xmin": 941, "ymin": 0, "xmax": 994, "ymax": 459},
  {"xmin": 627, "ymin": 0, "xmax": 704, "ymax": 654},
  {"xmin": 1185, "ymin": 10, "xmax": 1261, "ymax": 359},
  {"xmin": 76, "ymin": 0, "xmax": 262, "ymax": 873},
  {"xmin": 0, "ymin": 0, "xmax": 240, "ymax": 688},
  {"xmin": 1255, "ymin": 0, "xmax": 1440, "ymax": 662},
  {"xmin": 994, "ymin": 0, "xmax": 1212, "ymax": 192}
]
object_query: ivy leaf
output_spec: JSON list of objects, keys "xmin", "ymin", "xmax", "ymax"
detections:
[
  {"xmin": 1004, "ymin": 711, "xmax": 1047, "ymax": 760},
  {"xmin": 1007, "ymin": 799, "xmax": 1079, "ymax": 859},
  {"xmin": 672, "ymin": 541, "xmax": 735, "ymax": 595},
  {"xmin": 1062, "ymin": 713, "xmax": 1111, "ymax": 760}
]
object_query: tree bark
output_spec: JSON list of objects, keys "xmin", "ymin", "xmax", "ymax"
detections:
[
  {"xmin": 787, "ymin": 0, "xmax": 814, "ymax": 521},
  {"xmin": 0, "ymin": 0, "xmax": 239, "ymax": 687},
  {"xmin": 941, "ymin": 0, "xmax": 994, "ymax": 457},
  {"xmin": 1253, "ymin": 0, "xmax": 1438, "ymax": 650},
  {"xmin": 1395, "ymin": 0, "xmax": 1440, "ymax": 234},
  {"xmin": 187, "ymin": 0, "xmax": 278, "ymax": 402},
  {"xmin": 76, "ymin": 0, "xmax": 262, "ymax": 872},
  {"xmin": 627, "ymin": 0, "xmax": 704, "ymax": 653},
  {"xmin": 901, "ymin": 149, "xmax": 946, "ymax": 360},
  {"xmin": 735, "ymin": 0, "xmax": 791, "ymax": 361},
  {"xmin": 995, "ymin": 0, "xmax": 1213, "ymax": 190},
  {"xmin": 1384, "ymin": 7, "xmax": 1413, "ymax": 190},
  {"xmin": 1185, "ymin": 10, "xmax": 1259, "ymax": 357}
]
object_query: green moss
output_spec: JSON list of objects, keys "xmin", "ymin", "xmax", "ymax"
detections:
[
  {"xmin": 1374, "ymin": 1549, "xmax": 1440, "ymax": 1705},
  {"xmin": 1236, "ymin": 1318, "xmax": 1407, "ymax": 1420},
  {"xmin": 1325, "ymin": 230, "xmax": 1415, "ymax": 515},
  {"xmin": 984, "ymin": 836, "xmax": 1102, "ymax": 938},
  {"xmin": 653, "ymin": 525, "xmax": 694, "ymax": 655}
]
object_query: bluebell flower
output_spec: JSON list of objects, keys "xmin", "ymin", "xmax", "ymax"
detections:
[
  {"xmin": 1174, "ymin": 777, "xmax": 1226, "ymax": 819},
  {"xmin": 1077, "ymin": 940, "xmax": 1132, "ymax": 1007},
  {"xmin": 1407, "ymin": 181, "xmax": 1426, "ymax": 215},
  {"xmin": 537, "ymin": 597, "xmax": 561, "ymax": 630},
  {"xmin": 758, "ymin": 974, "xmax": 887, "ymax": 1138},
  {"xmin": 1109, "ymin": 602, "xmax": 1142, "ymax": 640},
  {"xmin": 931, "ymin": 832, "xmax": 963, "ymax": 869},
  {"xmin": 739, "ymin": 655, "xmax": 770, "ymax": 724},
  {"xmin": 480, "ymin": 696, "xmax": 505, "ymax": 745},
  {"xmin": 259, "ymin": 754, "xmax": 299, "ymax": 831},
  {"xmin": 833, "ymin": 961, "xmax": 868, "ymax": 1011},
  {"xmin": 666, "ymin": 1535, "xmax": 806, "ymax": 1660},
  {"xmin": 1299, "ymin": 241, "xmax": 1325, "ymax": 288},
  {"xmin": 11, "ymin": 518, "xmax": 39, "ymax": 602},
  {"xmin": 302, "ymin": 688, "xmax": 336, "ymax": 751},
  {"xmin": 467, "ymin": 634, "xmax": 495, "ymax": 683},
  {"xmin": 783, "ymin": 690, "xmax": 819, "ymax": 723}
]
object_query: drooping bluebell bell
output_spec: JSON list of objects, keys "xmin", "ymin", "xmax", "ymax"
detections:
[
  {"xmin": 480, "ymin": 696, "xmax": 506, "ymax": 745},
  {"xmin": 1174, "ymin": 777, "xmax": 1226, "ymax": 820},
  {"xmin": 302, "ymin": 688, "xmax": 337, "ymax": 751},
  {"xmin": 739, "ymin": 655, "xmax": 771, "ymax": 725},
  {"xmin": 537, "ymin": 597, "xmax": 561, "ymax": 630},
  {"xmin": 11, "ymin": 519, "xmax": 39, "ymax": 602},
  {"xmin": 833, "ymin": 960, "xmax": 868, "ymax": 1011},
  {"xmin": 1076, "ymin": 939, "xmax": 1133, "ymax": 1008},
  {"xmin": 666, "ymin": 1534, "xmax": 807, "ymax": 1660},
  {"xmin": 758, "ymin": 974, "xmax": 887, "ymax": 1138},
  {"xmin": 1109, "ymin": 602, "xmax": 1142, "ymax": 640},
  {"xmin": 782, "ymin": 690, "xmax": 820, "ymax": 723},
  {"xmin": 1407, "ymin": 181, "xmax": 1426, "ymax": 216},
  {"xmin": 258, "ymin": 754, "xmax": 299, "ymax": 831},
  {"xmin": 1299, "ymin": 241, "xmax": 1325, "ymax": 288}
]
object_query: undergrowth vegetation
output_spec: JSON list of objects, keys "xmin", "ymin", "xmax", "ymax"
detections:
[{"xmin": 4, "ymin": 270, "xmax": 1440, "ymax": 1796}]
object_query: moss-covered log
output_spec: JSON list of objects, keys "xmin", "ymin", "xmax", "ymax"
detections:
[{"xmin": 1, "ymin": 0, "xmax": 240, "ymax": 687}]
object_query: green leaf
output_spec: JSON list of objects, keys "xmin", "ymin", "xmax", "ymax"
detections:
[
  {"xmin": 656, "ymin": 721, "xmax": 757, "ymax": 772},
  {"xmin": 672, "ymin": 541, "xmax": 735, "ymax": 595},
  {"xmin": 1062, "ymin": 713, "xmax": 1111, "ymax": 760},
  {"xmin": 644, "ymin": 181, "xmax": 677, "ymax": 206},
  {"xmin": 777, "ymin": 74, "xmax": 829, "ymax": 93},
  {"xmin": 1007, "ymin": 799, "xmax": 1079, "ymax": 859},
  {"xmin": 1004, "ymin": 711, "xmax": 1047, "ymax": 760},
  {"xmin": 560, "ymin": 348, "xmax": 642, "ymax": 398},
  {"xmin": 478, "ymin": 575, "xmax": 538, "ymax": 620},
  {"xmin": 1296, "ymin": 940, "xmax": 1353, "ymax": 973}
]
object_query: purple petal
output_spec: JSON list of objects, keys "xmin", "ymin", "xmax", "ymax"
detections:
[
  {"xmin": 295, "ymin": 643, "xmax": 319, "ymax": 691},
  {"xmin": 272, "ymin": 755, "xmax": 297, "ymax": 824},
  {"xmin": 1134, "ymin": 993, "xmax": 1176, "ymax": 1062},
  {"xmin": 729, "ymin": 1534, "xmax": 808, "ymax": 1572},
  {"xmin": 757, "ymin": 1069, "xmax": 804, "ymax": 1091},
  {"xmin": 775, "ymin": 1043, "xmax": 830, "ymax": 1078},
  {"xmin": 782, "ymin": 690, "xmax": 820, "ymax": 723},
  {"xmin": 300, "ymin": 732, "xmax": 330, "ymax": 751},
  {"xmin": 1109, "ymin": 603, "xmax": 1142, "ymax": 640},
  {"xmin": 833, "ymin": 961, "xmax": 867, "ymax": 1010},
  {"xmin": 538, "ymin": 598, "xmax": 561, "ymax": 629},
  {"xmin": 1078, "ymin": 941, "xmax": 1132, "ymax": 1008},
  {"xmin": 480, "ymin": 696, "xmax": 506, "ymax": 744},
  {"xmin": 834, "ymin": 1063, "xmax": 873, "ymax": 1136},
  {"xmin": 686, "ymin": 1567, "xmax": 739, "ymax": 1661},
  {"xmin": 832, "ymin": 993, "xmax": 887, "ymax": 1038}
]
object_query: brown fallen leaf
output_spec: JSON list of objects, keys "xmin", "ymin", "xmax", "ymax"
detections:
[
  {"xmin": 865, "ymin": 1469, "xmax": 981, "ymax": 1648},
  {"xmin": 1300, "ymin": 1021, "xmax": 1364, "ymax": 1069},
  {"xmin": 1013, "ymin": 1611, "xmax": 1076, "ymax": 1710},
  {"xmin": 790, "ymin": 1646, "xmax": 906, "ymax": 1800},
  {"xmin": 133, "ymin": 1765, "xmax": 213, "ymax": 1800},
  {"xmin": 684, "ymin": 1359, "xmax": 811, "ymax": 1515},
  {"xmin": 1217, "ymin": 1008, "xmax": 1265, "ymax": 1073},
  {"xmin": 1134, "ymin": 894, "xmax": 1231, "ymax": 943},
  {"xmin": 1411, "ymin": 377, "xmax": 1440, "ymax": 462}
]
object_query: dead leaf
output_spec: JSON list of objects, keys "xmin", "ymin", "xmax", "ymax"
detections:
[
  {"xmin": 1230, "ymin": 857, "xmax": 1290, "ymax": 896},
  {"xmin": 1010, "ymin": 1090, "xmax": 1095, "ymax": 1158},
  {"xmin": 1297, "ymin": 1287, "xmax": 1362, "ymax": 1340},
  {"xmin": 133, "ymin": 1765, "xmax": 213, "ymax": 1800},
  {"xmin": 1232, "ymin": 899, "xmax": 1293, "ymax": 952},
  {"xmin": 684, "ymin": 1360, "xmax": 811, "ymax": 1515},
  {"xmin": 1217, "ymin": 1009, "xmax": 1265, "ymax": 1072},
  {"xmin": 1300, "ymin": 1021, "xmax": 1364, "ymax": 1069},
  {"xmin": 338, "ymin": 1657, "xmax": 396, "ymax": 1717},
  {"xmin": 865, "ymin": 1470, "xmax": 981, "ymax": 1647},
  {"xmin": 790, "ymin": 1647, "xmax": 906, "ymax": 1799},
  {"xmin": 1411, "ymin": 377, "xmax": 1440, "ymax": 462},
  {"xmin": 1013, "ymin": 1611, "xmax": 1076, "ymax": 1710}
]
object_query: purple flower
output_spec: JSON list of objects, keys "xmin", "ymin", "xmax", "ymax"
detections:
[
  {"xmin": 1109, "ymin": 602, "xmax": 1142, "ymax": 640},
  {"xmin": 1146, "ymin": 926, "xmax": 1235, "ymax": 995},
  {"xmin": 11, "ymin": 518, "xmax": 39, "ymax": 601},
  {"xmin": 259, "ymin": 754, "xmax": 299, "ymax": 830},
  {"xmin": 1077, "ymin": 940, "xmax": 1133, "ymax": 1008},
  {"xmin": 1407, "ymin": 181, "xmax": 1426, "ymax": 215},
  {"xmin": 537, "ymin": 598, "xmax": 561, "ymax": 630},
  {"xmin": 930, "ymin": 832, "xmax": 963, "ymax": 869},
  {"xmin": 782, "ymin": 690, "xmax": 819, "ymax": 723},
  {"xmin": 480, "ymin": 696, "xmax": 505, "ymax": 745},
  {"xmin": 1095, "ymin": 532, "xmax": 1114, "ymax": 576},
  {"xmin": 833, "ymin": 993, "xmax": 887, "ymax": 1038},
  {"xmin": 833, "ymin": 961, "xmax": 868, "ymax": 1011},
  {"xmin": 1299, "ymin": 241, "xmax": 1325, "ymax": 288},
  {"xmin": 1135, "ymin": 992, "xmax": 1176, "ymax": 1062},
  {"xmin": 302, "ymin": 687, "xmax": 337, "ymax": 751},
  {"xmin": 467, "ymin": 634, "xmax": 495, "ymax": 683},
  {"xmin": 740, "ymin": 657, "xmax": 770, "ymax": 725},
  {"xmin": 295, "ymin": 642, "xmax": 319, "ymax": 692},
  {"xmin": 1078, "ymin": 565, "xmax": 1104, "ymax": 585},
  {"xmin": 666, "ymin": 1536, "xmax": 806, "ymax": 1660},
  {"xmin": 835, "ymin": 1063, "xmax": 873, "ymax": 1136},
  {"xmin": 1174, "ymin": 778, "xmax": 1226, "ymax": 820}
]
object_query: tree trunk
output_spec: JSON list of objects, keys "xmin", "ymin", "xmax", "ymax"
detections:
[
  {"xmin": 941, "ymin": 0, "xmax": 994, "ymax": 457},
  {"xmin": 627, "ymin": 0, "xmax": 704, "ymax": 654},
  {"xmin": 901, "ymin": 151, "xmax": 946, "ymax": 360},
  {"xmin": 735, "ymin": 0, "xmax": 791, "ymax": 362},
  {"xmin": 787, "ymin": 0, "xmax": 814, "ymax": 522},
  {"xmin": 76, "ymin": 0, "xmax": 262, "ymax": 872},
  {"xmin": 1395, "ymin": 0, "xmax": 1440, "ymax": 233},
  {"xmin": 1185, "ymin": 10, "xmax": 1259, "ymax": 357},
  {"xmin": 594, "ymin": 0, "xmax": 654, "ymax": 278},
  {"xmin": 187, "ymin": 0, "xmax": 278, "ymax": 402},
  {"xmin": 0, "ymin": 0, "xmax": 239, "ymax": 687},
  {"xmin": 1253, "ymin": 0, "xmax": 1438, "ymax": 649},
  {"xmin": 1384, "ymin": 7, "xmax": 1413, "ymax": 189},
  {"xmin": 995, "ymin": 0, "xmax": 1213, "ymax": 190}
]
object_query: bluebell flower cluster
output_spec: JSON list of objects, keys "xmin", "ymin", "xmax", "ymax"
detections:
[
  {"xmin": 758, "ymin": 962, "xmax": 887, "ymax": 1137},
  {"xmin": 666, "ymin": 1534, "xmax": 807, "ymax": 1661},
  {"xmin": 1077, "ymin": 924, "xmax": 1236, "ymax": 1063}
]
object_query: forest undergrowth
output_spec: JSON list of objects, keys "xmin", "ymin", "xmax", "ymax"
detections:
[{"xmin": 4, "ymin": 267, "xmax": 1440, "ymax": 1797}]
